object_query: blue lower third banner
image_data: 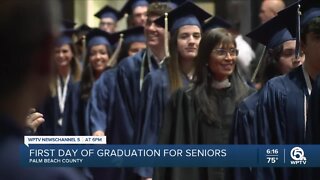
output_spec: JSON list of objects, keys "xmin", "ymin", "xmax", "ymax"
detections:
[{"xmin": 20, "ymin": 145, "xmax": 318, "ymax": 167}]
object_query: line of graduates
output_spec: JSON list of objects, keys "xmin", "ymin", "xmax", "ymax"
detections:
[
  {"xmin": 231, "ymin": 0, "xmax": 320, "ymax": 180},
  {"xmin": 29, "ymin": 0, "xmax": 320, "ymax": 180}
]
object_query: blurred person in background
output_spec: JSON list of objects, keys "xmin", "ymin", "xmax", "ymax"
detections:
[{"xmin": 0, "ymin": 0, "xmax": 84, "ymax": 179}]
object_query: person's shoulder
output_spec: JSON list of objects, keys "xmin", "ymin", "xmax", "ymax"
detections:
[
  {"xmin": 145, "ymin": 67, "xmax": 166, "ymax": 82},
  {"xmin": 265, "ymin": 66, "xmax": 303, "ymax": 93},
  {"xmin": 0, "ymin": 137, "xmax": 85, "ymax": 180},
  {"xmin": 264, "ymin": 74, "xmax": 288, "ymax": 92},
  {"xmin": 117, "ymin": 49, "xmax": 146, "ymax": 68},
  {"xmin": 99, "ymin": 68, "xmax": 118, "ymax": 82},
  {"xmin": 238, "ymin": 91, "xmax": 259, "ymax": 112}
]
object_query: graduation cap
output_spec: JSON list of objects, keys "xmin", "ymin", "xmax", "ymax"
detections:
[
  {"xmin": 86, "ymin": 28, "xmax": 116, "ymax": 48},
  {"xmin": 277, "ymin": 0, "xmax": 320, "ymax": 57},
  {"xmin": 115, "ymin": 26, "xmax": 146, "ymax": 45},
  {"xmin": 56, "ymin": 20, "xmax": 77, "ymax": 46},
  {"xmin": 297, "ymin": 1, "xmax": 320, "ymax": 26},
  {"xmin": 107, "ymin": 26, "xmax": 146, "ymax": 67},
  {"xmin": 202, "ymin": 16, "xmax": 232, "ymax": 32},
  {"xmin": 153, "ymin": 1, "xmax": 210, "ymax": 57},
  {"xmin": 95, "ymin": 5, "xmax": 121, "ymax": 22},
  {"xmin": 247, "ymin": 15, "xmax": 295, "ymax": 49},
  {"xmin": 62, "ymin": 19, "xmax": 76, "ymax": 29},
  {"xmin": 56, "ymin": 29, "xmax": 76, "ymax": 46},
  {"xmin": 74, "ymin": 24, "xmax": 92, "ymax": 46},
  {"xmin": 120, "ymin": 0, "xmax": 149, "ymax": 18},
  {"xmin": 149, "ymin": 0, "xmax": 185, "ymax": 9},
  {"xmin": 154, "ymin": 1, "xmax": 211, "ymax": 32},
  {"xmin": 76, "ymin": 24, "xmax": 92, "ymax": 35},
  {"xmin": 247, "ymin": 14, "xmax": 296, "ymax": 82}
]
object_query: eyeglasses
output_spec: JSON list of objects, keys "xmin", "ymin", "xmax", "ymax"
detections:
[
  {"xmin": 100, "ymin": 22, "xmax": 115, "ymax": 27},
  {"xmin": 212, "ymin": 48, "xmax": 239, "ymax": 57}
]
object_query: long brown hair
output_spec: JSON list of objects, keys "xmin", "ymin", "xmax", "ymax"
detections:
[
  {"xmin": 166, "ymin": 30, "xmax": 183, "ymax": 93},
  {"xmin": 193, "ymin": 28, "xmax": 237, "ymax": 124}
]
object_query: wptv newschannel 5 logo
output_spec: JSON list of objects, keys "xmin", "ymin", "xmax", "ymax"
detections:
[{"xmin": 290, "ymin": 146, "xmax": 307, "ymax": 165}]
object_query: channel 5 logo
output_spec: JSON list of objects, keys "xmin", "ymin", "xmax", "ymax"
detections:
[{"xmin": 290, "ymin": 147, "xmax": 307, "ymax": 165}]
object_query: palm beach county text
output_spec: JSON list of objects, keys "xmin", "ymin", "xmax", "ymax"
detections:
[{"xmin": 28, "ymin": 148, "xmax": 227, "ymax": 165}]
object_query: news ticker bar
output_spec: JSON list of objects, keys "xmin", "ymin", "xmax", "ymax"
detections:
[{"xmin": 20, "ymin": 145, "xmax": 318, "ymax": 167}]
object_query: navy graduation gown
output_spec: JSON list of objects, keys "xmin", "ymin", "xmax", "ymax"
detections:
[
  {"xmin": 255, "ymin": 66, "xmax": 309, "ymax": 180},
  {"xmin": 231, "ymin": 91, "xmax": 259, "ymax": 145},
  {"xmin": 70, "ymin": 82, "xmax": 88, "ymax": 135},
  {"xmin": 308, "ymin": 75, "xmax": 320, "ymax": 143},
  {"xmin": 86, "ymin": 69, "xmax": 119, "ymax": 180},
  {"xmin": 134, "ymin": 66, "xmax": 190, "ymax": 177},
  {"xmin": 306, "ymin": 75, "xmax": 320, "ymax": 179},
  {"xmin": 113, "ymin": 49, "xmax": 160, "ymax": 180},
  {"xmin": 89, "ymin": 68, "xmax": 117, "ymax": 137},
  {"xmin": 114, "ymin": 49, "xmax": 161, "ymax": 144},
  {"xmin": 228, "ymin": 92, "xmax": 260, "ymax": 180},
  {"xmin": 37, "ymin": 78, "xmax": 74, "ymax": 135},
  {"xmin": 88, "ymin": 67, "xmax": 135, "ymax": 180}
]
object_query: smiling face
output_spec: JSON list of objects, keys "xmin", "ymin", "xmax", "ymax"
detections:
[
  {"xmin": 144, "ymin": 15, "xmax": 165, "ymax": 49},
  {"xmin": 54, "ymin": 44, "xmax": 73, "ymax": 67},
  {"xmin": 208, "ymin": 43, "xmax": 238, "ymax": 81},
  {"xmin": 89, "ymin": 44, "xmax": 109, "ymax": 73},
  {"xmin": 177, "ymin": 25, "xmax": 201, "ymax": 61}
]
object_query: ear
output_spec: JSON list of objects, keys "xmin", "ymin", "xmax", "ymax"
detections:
[
  {"xmin": 33, "ymin": 34, "xmax": 56, "ymax": 76},
  {"xmin": 300, "ymin": 39, "xmax": 306, "ymax": 55}
]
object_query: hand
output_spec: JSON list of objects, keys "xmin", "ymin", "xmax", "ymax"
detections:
[
  {"xmin": 26, "ymin": 108, "xmax": 45, "ymax": 133},
  {"xmin": 92, "ymin": 130, "xmax": 105, "ymax": 136}
]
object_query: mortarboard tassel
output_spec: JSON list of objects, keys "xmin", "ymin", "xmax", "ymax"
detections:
[
  {"xmin": 295, "ymin": 4, "xmax": 301, "ymax": 59},
  {"xmin": 108, "ymin": 33, "xmax": 124, "ymax": 67},
  {"xmin": 124, "ymin": 13, "xmax": 132, "ymax": 28},
  {"xmin": 164, "ymin": 12, "xmax": 170, "ymax": 58},
  {"xmin": 251, "ymin": 46, "xmax": 267, "ymax": 83},
  {"xmin": 82, "ymin": 35, "xmax": 87, "ymax": 63}
]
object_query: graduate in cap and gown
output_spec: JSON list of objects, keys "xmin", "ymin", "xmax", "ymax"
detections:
[
  {"xmin": 229, "ymin": 12, "xmax": 305, "ymax": 180},
  {"xmin": 134, "ymin": 1, "xmax": 211, "ymax": 178},
  {"xmin": 202, "ymin": 16, "xmax": 232, "ymax": 32},
  {"xmin": 253, "ymin": 1, "xmax": 320, "ymax": 179},
  {"xmin": 113, "ymin": 1, "xmax": 173, "ymax": 144},
  {"xmin": 113, "ymin": 26, "xmax": 147, "ymax": 64},
  {"xmin": 69, "ymin": 28, "xmax": 116, "ymax": 180},
  {"xmin": 120, "ymin": 0, "xmax": 149, "ymax": 28},
  {"xmin": 88, "ymin": 2, "xmax": 173, "ymax": 180},
  {"xmin": 95, "ymin": 5, "xmax": 121, "ymax": 33},
  {"xmin": 88, "ymin": 27, "xmax": 146, "ymax": 138},
  {"xmin": 70, "ymin": 28, "xmax": 114, "ymax": 136},
  {"xmin": 37, "ymin": 21, "xmax": 82, "ymax": 135},
  {"xmin": 89, "ymin": 28, "xmax": 146, "ymax": 139},
  {"xmin": 154, "ymin": 26, "xmax": 254, "ymax": 180}
]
